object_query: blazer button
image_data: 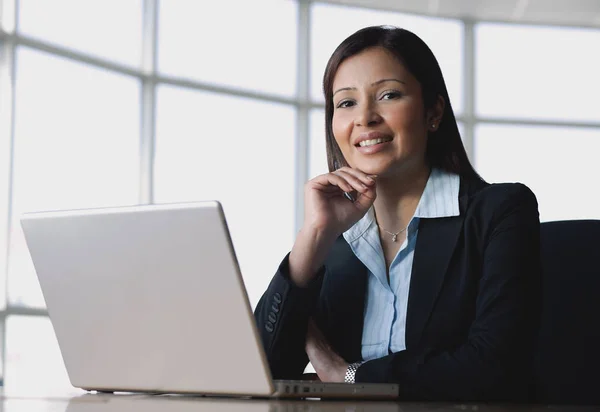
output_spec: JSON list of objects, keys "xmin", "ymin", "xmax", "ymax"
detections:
[
  {"xmin": 271, "ymin": 302, "xmax": 280, "ymax": 313},
  {"xmin": 268, "ymin": 312, "xmax": 277, "ymax": 323},
  {"xmin": 265, "ymin": 322, "xmax": 274, "ymax": 333},
  {"xmin": 273, "ymin": 293, "xmax": 282, "ymax": 304}
]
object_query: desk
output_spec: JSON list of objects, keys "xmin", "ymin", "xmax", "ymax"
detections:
[{"xmin": 1, "ymin": 391, "xmax": 598, "ymax": 412}]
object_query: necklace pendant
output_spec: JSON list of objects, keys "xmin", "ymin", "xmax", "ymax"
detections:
[{"xmin": 391, "ymin": 234, "xmax": 398, "ymax": 242}]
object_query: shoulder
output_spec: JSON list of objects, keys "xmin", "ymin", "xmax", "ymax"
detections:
[
  {"xmin": 462, "ymin": 180, "xmax": 539, "ymax": 220},
  {"xmin": 461, "ymin": 180, "xmax": 540, "ymax": 242},
  {"xmin": 459, "ymin": 180, "xmax": 540, "ymax": 256}
]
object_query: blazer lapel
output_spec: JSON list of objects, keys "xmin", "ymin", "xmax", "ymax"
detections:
[
  {"xmin": 405, "ymin": 214, "xmax": 464, "ymax": 349},
  {"xmin": 405, "ymin": 177, "xmax": 479, "ymax": 349}
]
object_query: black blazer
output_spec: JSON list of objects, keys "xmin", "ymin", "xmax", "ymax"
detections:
[{"xmin": 254, "ymin": 178, "xmax": 542, "ymax": 401}]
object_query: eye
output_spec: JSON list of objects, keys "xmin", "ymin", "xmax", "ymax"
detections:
[
  {"xmin": 336, "ymin": 99, "xmax": 355, "ymax": 109},
  {"xmin": 381, "ymin": 91, "xmax": 402, "ymax": 100}
]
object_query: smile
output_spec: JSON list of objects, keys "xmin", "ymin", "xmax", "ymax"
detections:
[{"xmin": 357, "ymin": 137, "xmax": 393, "ymax": 147}]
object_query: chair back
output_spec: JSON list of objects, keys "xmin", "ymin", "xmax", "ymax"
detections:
[{"xmin": 533, "ymin": 220, "xmax": 600, "ymax": 404}]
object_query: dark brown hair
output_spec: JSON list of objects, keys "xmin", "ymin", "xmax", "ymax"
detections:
[{"xmin": 322, "ymin": 25, "xmax": 481, "ymax": 181}]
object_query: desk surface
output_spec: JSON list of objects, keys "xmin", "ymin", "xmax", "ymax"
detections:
[{"xmin": 0, "ymin": 390, "xmax": 598, "ymax": 412}]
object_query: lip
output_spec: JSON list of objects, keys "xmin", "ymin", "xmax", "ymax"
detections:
[{"xmin": 353, "ymin": 131, "xmax": 393, "ymax": 147}]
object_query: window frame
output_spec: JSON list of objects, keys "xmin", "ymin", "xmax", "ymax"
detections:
[{"xmin": 0, "ymin": 0, "xmax": 599, "ymax": 386}]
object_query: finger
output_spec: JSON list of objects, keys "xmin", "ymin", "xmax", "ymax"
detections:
[
  {"xmin": 336, "ymin": 167, "xmax": 377, "ymax": 186},
  {"xmin": 330, "ymin": 171, "xmax": 372, "ymax": 195},
  {"xmin": 333, "ymin": 170, "xmax": 371, "ymax": 194},
  {"xmin": 354, "ymin": 185, "xmax": 377, "ymax": 210},
  {"xmin": 310, "ymin": 173, "xmax": 356, "ymax": 195}
]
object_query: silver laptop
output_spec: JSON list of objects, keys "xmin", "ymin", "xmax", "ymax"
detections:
[{"xmin": 20, "ymin": 201, "xmax": 398, "ymax": 399}]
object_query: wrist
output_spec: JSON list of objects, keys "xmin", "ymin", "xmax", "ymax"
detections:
[
  {"xmin": 300, "ymin": 223, "xmax": 338, "ymax": 245},
  {"xmin": 289, "ymin": 227, "xmax": 337, "ymax": 287}
]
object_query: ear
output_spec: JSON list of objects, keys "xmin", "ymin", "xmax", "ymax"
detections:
[{"xmin": 427, "ymin": 95, "xmax": 445, "ymax": 132}]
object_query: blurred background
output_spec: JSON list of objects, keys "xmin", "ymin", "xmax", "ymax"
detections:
[{"xmin": 0, "ymin": 0, "xmax": 599, "ymax": 395}]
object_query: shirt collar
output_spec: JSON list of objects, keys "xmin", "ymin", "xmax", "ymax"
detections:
[
  {"xmin": 413, "ymin": 167, "xmax": 460, "ymax": 218},
  {"xmin": 343, "ymin": 168, "xmax": 460, "ymax": 243}
]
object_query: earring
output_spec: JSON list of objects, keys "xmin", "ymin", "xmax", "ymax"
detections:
[{"xmin": 431, "ymin": 124, "xmax": 436, "ymax": 129}]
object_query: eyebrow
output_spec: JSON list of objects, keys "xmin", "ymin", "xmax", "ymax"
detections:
[{"xmin": 333, "ymin": 78, "xmax": 406, "ymax": 97}]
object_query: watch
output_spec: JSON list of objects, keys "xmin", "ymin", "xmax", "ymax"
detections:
[{"xmin": 344, "ymin": 362, "xmax": 363, "ymax": 384}]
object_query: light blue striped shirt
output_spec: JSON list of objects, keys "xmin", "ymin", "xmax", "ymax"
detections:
[{"xmin": 342, "ymin": 168, "xmax": 460, "ymax": 361}]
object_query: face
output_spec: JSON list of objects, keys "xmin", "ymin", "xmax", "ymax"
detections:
[{"xmin": 331, "ymin": 47, "xmax": 435, "ymax": 177}]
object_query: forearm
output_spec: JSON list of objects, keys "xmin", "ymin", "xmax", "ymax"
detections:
[
  {"xmin": 254, "ymin": 254, "xmax": 325, "ymax": 379},
  {"xmin": 356, "ymin": 336, "xmax": 531, "ymax": 401}
]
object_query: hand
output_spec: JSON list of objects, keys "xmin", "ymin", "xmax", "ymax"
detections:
[
  {"xmin": 289, "ymin": 167, "xmax": 377, "ymax": 286},
  {"xmin": 305, "ymin": 318, "xmax": 348, "ymax": 383},
  {"xmin": 303, "ymin": 167, "xmax": 377, "ymax": 237}
]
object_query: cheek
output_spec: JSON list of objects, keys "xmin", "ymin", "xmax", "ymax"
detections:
[
  {"xmin": 331, "ymin": 113, "xmax": 352, "ymax": 149},
  {"xmin": 386, "ymin": 105, "xmax": 427, "ymax": 139},
  {"xmin": 386, "ymin": 101, "xmax": 423, "ymax": 128}
]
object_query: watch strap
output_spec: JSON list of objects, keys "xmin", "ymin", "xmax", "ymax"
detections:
[{"xmin": 344, "ymin": 361, "xmax": 363, "ymax": 383}]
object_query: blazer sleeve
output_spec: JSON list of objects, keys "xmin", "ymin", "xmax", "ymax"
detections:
[
  {"xmin": 355, "ymin": 184, "xmax": 542, "ymax": 401},
  {"xmin": 253, "ymin": 253, "xmax": 325, "ymax": 379}
]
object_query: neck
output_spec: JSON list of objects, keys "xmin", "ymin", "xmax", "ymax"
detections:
[{"xmin": 373, "ymin": 164, "xmax": 431, "ymax": 233}]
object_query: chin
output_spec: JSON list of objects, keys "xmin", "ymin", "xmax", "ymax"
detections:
[
  {"xmin": 353, "ymin": 157, "xmax": 423, "ymax": 178},
  {"xmin": 352, "ymin": 162, "xmax": 390, "ymax": 176}
]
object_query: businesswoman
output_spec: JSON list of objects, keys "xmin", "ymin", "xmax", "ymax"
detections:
[{"xmin": 254, "ymin": 26, "xmax": 541, "ymax": 401}]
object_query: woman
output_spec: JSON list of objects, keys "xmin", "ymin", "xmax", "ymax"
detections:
[{"xmin": 254, "ymin": 25, "xmax": 541, "ymax": 402}]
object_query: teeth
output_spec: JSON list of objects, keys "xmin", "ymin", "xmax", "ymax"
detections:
[{"xmin": 359, "ymin": 137, "xmax": 391, "ymax": 147}]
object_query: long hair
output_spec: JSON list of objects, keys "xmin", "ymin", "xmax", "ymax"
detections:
[{"xmin": 322, "ymin": 25, "xmax": 482, "ymax": 181}]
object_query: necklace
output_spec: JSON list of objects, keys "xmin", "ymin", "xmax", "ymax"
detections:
[{"xmin": 378, "ymin": 224, "xmax": 408, "ymax": 242}]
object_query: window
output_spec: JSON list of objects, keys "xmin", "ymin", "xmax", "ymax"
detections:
[
  {"xmin": 309, "ymin": 108, "xmax": 327, "ymax": 179},
  {"xmin": 1, "ymin": 0, "xmax": 599, "ymax": 391},
  {"xmin": 8, "ymin": 48, "xmax": 140, "ymax": 308},
  {"xmin": 153, "ymin": 85, "xmax": 296, "ymax": 308},
  {"xmin": 18, "ymin": 0, "xmax": 142, "ymax": 66},
  {"xmin": 476, "ymin": 23, "xmax": 600, "ymax": 122},
  {"xmin": 4, "ymin": 316, "xmax": 72, "ymax": 396},
  {"xmin": 158, "ymin": 0, "xmax": 298, "ymax": 97},
  {"xmin": 475, "ymin": 123, "xmax": 600, "ymax": 222},
  {"xmin": 0, "ymin": 40, "xmax": 10, "ymax": 310}
]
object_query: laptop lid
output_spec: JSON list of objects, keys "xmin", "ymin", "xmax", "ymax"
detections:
[{"xmin": 20, "ymin": 201, "xmax": 275, "ymax": 396}]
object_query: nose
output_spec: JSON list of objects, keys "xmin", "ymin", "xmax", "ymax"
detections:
[{"xmin": 354, "ymin": 102, "xmax": 382, "ymax": 127}]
